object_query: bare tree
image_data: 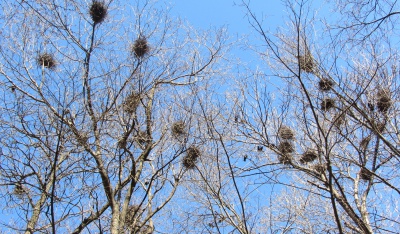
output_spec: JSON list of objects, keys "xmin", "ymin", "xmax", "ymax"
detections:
[{"xmin": 0, "ymin": 0, "xmax": 227, "ymax": 233}]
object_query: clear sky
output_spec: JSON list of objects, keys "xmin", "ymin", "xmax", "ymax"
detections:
[{"xmin": 170, "ymin": 1, "xmax": 286, "ymax": 34}]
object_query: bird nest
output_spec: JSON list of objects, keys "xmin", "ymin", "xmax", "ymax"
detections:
[
  {"xmin": 182, "ymin": 146, "xmax": 201, "ymax": 169},
  {"xmin": 117, "ymin": 137, "xmax": 128, "ymax": 149},
  {"xmin": 123, "ymin": 92, "xmax": 140, "ymax": 114},
  {"xmin": 278, "ymin": 154, "xmax": 292, "ymax": 165},
  {"xmin": 313, "ymin": 164, "xmax": 326, "ymax": 175},
  {"xmin": 318, "ymin": 78, "xmax": 334, "ymax": 91},
  {"xmin": 376, "ymin": 89, "xmax": 392, "ymax": 113},
  {"xmin": 333, "ymin": 113, "xmax": 345, "ymax": 128},
  {"xmin": 132, "ymin": 37, "xmax": 149, "ymax": 58},
  {"xmin": 37, "ymin": 53, "xmax": 56, "ymax": 69},
  {"xmin": 278, "ymin": 126, "xmax": 295, "ymax": 140},
  {"xmin": 90, "ymin": 1, "xmax": 107, "ymax": 24},
  {"xmin": 360, "ymin": 168, "xmax": 372, "ymax": 181},
  {"xmin": 171, "ymin": 121, "xmax": 186, "ymax": 138},
  {"xmin": 278, "ymin": 141, "xmax": 294, "ymax": 154},
  {"xmin": 300, "ymin": 149, "xmax": 318, "ymax": 164},
  {"xmin": 13, "ymin": 183, "xmax": 24, "ymax": 195},
  {"xmin": 298, "ymin": 53, "xmax": 315, "ymax": 73},
  {"xmin": 321, "ymin": 98, "xmax": 335, "ymax": 111}
]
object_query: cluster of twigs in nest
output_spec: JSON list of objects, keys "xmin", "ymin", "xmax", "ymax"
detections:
[
  {"xmin": 313, "ymin": 164, "xmax": 326, "ymax": 175},
  {"xmin": 298, "ymin": 53, "xmax": 315, "ymax": 73},
  {"xmin": 333, "ymin": 113, "xmax": 345, "ymax": 128},
  {"xmin": 90, "ymin": 1, "xmax": 107, "ymax": 24},
  {"xmin": 278, "ymin": 141, "xmax": 294, "ymax": 165},
  {"xmin": 132, "ymin": 38, "xmax": 149, "ymax": 58},
  {"xmin": 360, "ymin": 168, "xmax": 372, "ymax": 181},
  {"xmin": 318, "ymin": 78, "xmax": 334, "ymax": 91},
  {"xmin": 278, "ymin": 126, "xmax": 295, "ymax": 140},
  {"xmin": 376, "ymin": 89, "xmax": 392, "ymax": 113},
  {"xmin": 14, "ymin": 183, "xmax": 24, "ymax": 195},
  {"xmin": 278, "ymin": 154, "xmax": 292, "ymax": 165},
  {"xmin": 321, "ymin": 98, "xmax": 335, "ymax": 111},
  {"xmin": 37, "ymin": 53, "xmax": 56, "ymax": 69},
  {"xmin": 123, "ymin": 92, "xmax": 141, "ymax": 114},
  {"xmin": 300, "ymin": 149, "xmax": 318, "ymax": 164},
  {"xmin": 182, "ymin": 146, "xmax": 201, "ymax": 169},
  {"xmin": 171, "ymin": 121, "xmax": 186, "ymax": 138}
]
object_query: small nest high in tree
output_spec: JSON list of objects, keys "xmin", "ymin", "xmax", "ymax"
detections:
[
  {"xmin": 376, "ymin": 89, "xmax": 392, "ymax": 113},
  {"xmin": 37, "ymin": 53, "xmax": 56, "ymax": 69},
  {"xmin": 318, "ymin": 78, "xmax": 334, "ymax": 91},
  {"xmin": 90, "ymin": 1, "xmax": 107, "ymax": 24},
  {"xmin": 333, "ymin": 113, "xmax": 345, "ymax": 128},
  {"xmin": 132, "ymin": 37, "xmax": 149, "ymax": 58},
  {"xmin": 278, "ymin": 126, "xmax": 295, "ymax": 140},
  {"xmin": 313, "ymin": 164, "xmax": 326, "ymax": 175},
  {"xmin": 123, "ymin": 92, "xmax": 140, "ymax": 114},
  {"xmin": 298, "ymin": 53, "xmax": 315, "ymax": 73},
  {"xmin": 14, "ymin": 183, "xmax": 24, "ymax": 195},
  {"xmin": 321, "ymin": 98, "xmax": 335, "ymax": 111},
  {"xmin": 278, "ymin": 141, "xmax": 294, "ymax": 165},
  {"xmin": 300, "ymin": 149, "xmax": 318, "ymax": 164},
  {"xmin": 278, "ymin": 154, "xmax": 292, "ymax": 165},
  {"xmin": 360, "ymin": 168, "xmax": 372, "ymax": 181},
  {"xmin": 171, "ymin": 121, "xmax": 186, "ymax": 138},
  {"xmin": 182, "ymin": 146, "xmax": 201, "ymax": 169}
]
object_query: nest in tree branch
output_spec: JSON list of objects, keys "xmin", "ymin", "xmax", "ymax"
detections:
[
  {"xmin": 375, "ymin": 122, "xmax": 386, "ymax": 133},
  {"xmin": 300, "ymin": 149, "xmax": 318, "ymax": 164},
  {"xmin": 123, "ymin": 92, "xmax": 140, "ymax": 114},
  {"xmin": 313, "ymin": 164, "xmax": 326, "ymax": 175},
  {"xmin": 182, "ymin": 146, "xmax": 201, "ymax": 169},
  {"xmin": 171, "ymin": 121, "xmax": 186, "ymax": 138},
  {"xmin": 376, "ymin": 89, "xmax": 392, "ymax": 113},
  {"xmin": 90, "ymin": 1, "xmax": 107, "ymax": 24},
  {"xmin": 37, "ymin": 53, "xmax": 56, "ymax": 69},
  {"xmin": 360, "ymin": 168, "xmax": 372, "ymax": 181},
  {"xmin": 298, "ymin": 54, "xmax": 315, "ymax": 73},
  {"xmin": 278, "ymin": 154, "xmax": 292, "ymax": 165},
  {"xmin": 318, "ymin": 78, "xmax": 334, "ymax": 91},
  {"xmin": 13, "ymin": 183, "xmax": 24, "ymax": 195},
  {"xmin": 333, "ymin": 113, "xmax": 345, "ymax": 128},
  {"xmin": 132, "ymin": 38, "xmax": 149, "ymax": 58},
  {"xmin": 278, "ymin": 141, "xmax": 294, "ymax": 154},
  {"xmin": 321, "ymin": 98, "xmax": 335, "ymax": 111},
  {"xmin": 117, "ymin": 137, "xmax": 127, "ymax": 149},
  {"xmin": 278, "ymin": 126, "xmax": 295, "ymax": 140}
]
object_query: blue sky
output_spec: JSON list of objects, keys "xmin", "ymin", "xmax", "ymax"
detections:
[{"xmin": 171, "ymin": 1, "xmax": 286, "ymax": 34}]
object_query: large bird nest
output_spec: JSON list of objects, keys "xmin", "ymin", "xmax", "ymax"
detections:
[
  {"xmin": 90, "ymin": 1, "xmax": 107, "ymax": 24},
  {"xmin": 300, "ymin": 149, "xmax": 318, "ymax": 164},
  {"xmin": 376, "ymin": 89, "xmax": 392, "ymax": 113},
  {"xmin": 37, "ymin": 53, "xmax": 56, "ymax": 69},
  {"xmin": 123, "ymin": 91, "xmax": 141, "ymax": 114},
  {"xmin": 182, "ymin": 146, "xmax": 201, "ymax": 169},
  {"xmin": 132, "ymin": 37, "xmax": 150, "ymax": 58},
  {"xmin": 278, "ymin": 126, "xmax": 295, "ymax": 140},
  {"xmin": 298, "ymin": 53, "xmax": 315, "ymax": 73},
  {"xmin": 321, "ymin": 98, "xmax": 335, "ymax": 111},
  {"xmin": 171, "ymin": 121, "xmax": 186, "ymax": 138},
  {"xmin": 318, "ymin": 78, "xmax": 334, "ymax": 91},
  {"xmin": 360, "ymin": 168, "xmax": 373, "ymax": 181}
]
